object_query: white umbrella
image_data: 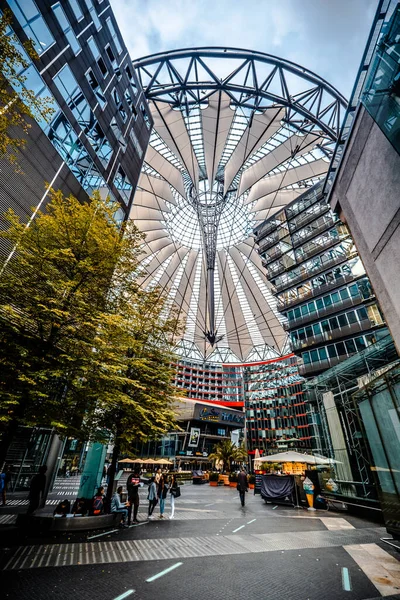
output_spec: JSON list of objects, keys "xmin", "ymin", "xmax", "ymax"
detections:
[{"xmin": 253, "ymin": 451, "xmax": 333, "ymax": 465}]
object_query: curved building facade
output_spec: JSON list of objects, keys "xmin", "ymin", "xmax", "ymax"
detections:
[{"xmin": 132, "ymin": 48, "xmax": 347, "ymax": 362}]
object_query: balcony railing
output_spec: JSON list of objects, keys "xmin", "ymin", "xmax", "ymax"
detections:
[
  {"xmin": 291, "ymin": 215, "xmax": 338, "ymax": 249},
  {"xmin": 282, "ymin": 294, "xmax": 369, "ymax": 330},
  {"xmin": 299, "ymin": 355, "xmax": 343, "ymax": 376},
  {"xmin": 291, "ymin": 318, "xmax": 374, "ymax": 351},
  {"xmin": 272, "ymin": 250, "xmax": 358, "ymax": 294},
  {"xmin": 288, "ymin": 202, "xmax": 331, "ymax": 234},
  {"xmin": 276, "ymin": 273, "xmax": 357, "ymax": 311}
]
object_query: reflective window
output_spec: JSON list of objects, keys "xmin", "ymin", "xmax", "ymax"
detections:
[
  {"xmin": 53, "ymin": 65, "xmax": 112, "ymax": 165},
  {"xmin": 110, "ymin": 117, "xmax": 127, "ymax": 151},
  {"xmin": 85, "ymin": 68, "xmax": 106, "ymax": 108},
  {"xmin": 141, "ymin": 103, "xmax": 151, "ymax": 130},
  {"xmin": 106, "ymin": 16, "xmax": 122, "ymax": 54},
  {"xmin": 84, "ymin": 0, "xmax": 101, "ymax": 30},
  {"xmin": 125, "ymin": 65, "xmax": 138, "ymax": 95},
  {"xmin": 7, "ymin": 0, "xmax": 54, "ymax": 54},
  {"xmin": 68, "ymin": 0, "xmax": 83, "ymax": 21},
  {"xmin": 129, "ymin": 128, "xmax": 143, "ymax": 158},
  {"xmin": 112, "ymin": 88, "xmax": 126, "ymax": 121},
  {"xmin": 87, "ymin": 36, "xmax": 108, "ymax": 77},
  {"xmin": 52, "ymin": 2, "xmax": 81, "ymax": 55},
  {"xmin": 114, "ymin": 166, "xmax": 132, "ymax": 205}
]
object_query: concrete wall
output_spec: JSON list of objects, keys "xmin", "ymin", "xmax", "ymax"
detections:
[{"xmin": 330, "ymin": 105, "xmax": 400, "ymax": 353}]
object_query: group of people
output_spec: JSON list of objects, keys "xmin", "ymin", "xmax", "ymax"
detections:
[
  {"xmin": 147, "ymin": 469, "xmax": 179, "ymax": 520},
  {"xmin": 88, "ymin": 468, "xmax": 180, "ymax": 527}
]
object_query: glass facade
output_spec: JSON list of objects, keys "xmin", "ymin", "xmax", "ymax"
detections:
[
  {"xmin": 3, "ymin": 0, "xmax": 152, "ymax": 221},
  {"xmin": 254, "ymin": 183, "xmax": 388, "ymax": 377},
  {"xmin": 361, "ymin": 4, "xmax": 400, "ymax": 155},
  {"xmin": 244, "ymin": 355, "xmax": 311, "ymax": 453}
]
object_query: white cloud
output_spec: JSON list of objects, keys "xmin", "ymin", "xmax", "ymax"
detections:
[{"xmin": 110, "ymin": 0, "xmax": 377, "ymax": 98}]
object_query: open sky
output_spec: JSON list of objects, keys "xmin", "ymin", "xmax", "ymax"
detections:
[{"xmin": 110, "ymin": 0, "xmax": 377, "ymax": 99}]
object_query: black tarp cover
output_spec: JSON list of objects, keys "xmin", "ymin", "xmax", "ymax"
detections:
[{"xmin": 260, "ymin": 475, "xmax": 294, "ymax": 501}]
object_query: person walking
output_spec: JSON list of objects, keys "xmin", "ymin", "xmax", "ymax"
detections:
[
  {"xmin": 126, "ymin": 469, "xmax": 142, "ymax": 524},
  {"xmin": 154, "ymin": 468, "xmax": 162, "ymax": 485},
  {"xmin": 27, "ymin": 465, "xmax": 47, "ymax": 515},
  {"xmin": 157, "ymin": 474, "xmax": 169, "ymax": 519},
  {"xmin": 237, "ymin": 468, "xmax": 248, "ymax": 507},
  {"xmin": 147, "ymin": 476, "xmax": 157, "ymax": 519},
  {"xmin": 111, "ymin": 485, "xmax": 129, "ymax": 527},
  {"xmin": 169, "ymin": 474, "xmax": 180, "ymax": 519}
]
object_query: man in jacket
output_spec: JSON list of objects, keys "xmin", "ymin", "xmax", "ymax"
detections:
[
  {"xmin": 126, "ymin": 469, "xmax": 143, "ymax": 525},
  {"xmin": 237, "ymin": 468, "xmax": 249, "ymax": 507}
]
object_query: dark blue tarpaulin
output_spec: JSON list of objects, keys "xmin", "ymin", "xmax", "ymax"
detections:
[{"xmin": 260, "ymin": 475, "xmax": 294, "ymax": 502}]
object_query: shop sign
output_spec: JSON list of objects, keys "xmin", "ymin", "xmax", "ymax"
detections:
[
  {"xmin": 221, "ymin": 412, "xmax": 245, "ymax": 424},
  {"xmin": 199, "ymin": 407, "xmax": 220, "ymax": 421},
  {"xmin": 186, "ymin": 450, "xmax": 193, "ymax": 456}
]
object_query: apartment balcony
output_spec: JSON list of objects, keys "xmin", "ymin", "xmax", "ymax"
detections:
[
  {"xmin": 299, "ymin": 355, "xmax": 343, "ymax": 376},
  {"xmin": 272, "ymin": 250, "xmax": 358, "ymax": 294},
  {"xmin": 291, "ymin": 215, "xmax": 338, "ymax": 249},
  {"xmin": 282, "ymin": 294, "xmax": 368, "ymax": 331},
  {"xmin": 288, "ymin": 202, "xmax": 331, "ymax": 234},
  {"xmin": 291, "ymin": 318, "xmax": 374, "ymax": 351},
  {"xmin": 257, "ymin": 231, "xmax": 280, "ymax": 254},
  {"xmin": 276, "ymin": 272, "xmax": 357, "ymax": 311}
]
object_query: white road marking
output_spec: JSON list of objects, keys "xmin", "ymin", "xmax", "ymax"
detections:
[
  {"xmin": 247, "ymin": 519, "xmax": 256, "ymax": 524},
  {"xmin": 232, "ymin": 525, "xmax": 245, "ymax": 533},
  {"xmin": 146, "ymin": 562, "xmax": 182, "ymax": 582},
  {"xmin": 113, "ymin": 590, "xmax": 135, "ymax": 600},
  {"xmin": 342, "ymin": 567, "xmax": 351, "ymax": 591},
  {"xmin": 87, "ymin": 529, "xmax": 119, "ymax": 540}
]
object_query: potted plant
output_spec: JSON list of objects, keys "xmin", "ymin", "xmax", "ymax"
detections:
[
  {"xmin": 229, "ymin": 472, "xmax": 238, "ymax": 487},
  {"xmin": 209, "ymin": 472, "xmax": 219, "ymax": 486},
  {"xmin": 248, "ymin": 474, "xmax": 255, "ymax": 489}
]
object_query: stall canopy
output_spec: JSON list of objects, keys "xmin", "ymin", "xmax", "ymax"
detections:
[
  {"xmin": 254, "ymin": 451, "xmax": 334, "ymax": 465},
  {"xmin": 119, "ymin": 458, "xmax": 140, "ymax": 464},
  {"xmin": 154, "ymin": 459, "xmax": 173, "ymax": 465}
]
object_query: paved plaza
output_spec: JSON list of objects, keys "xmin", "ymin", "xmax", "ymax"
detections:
[{"xmin": 1, "ymin": 483, "xmax": 400, "ymax": 600}]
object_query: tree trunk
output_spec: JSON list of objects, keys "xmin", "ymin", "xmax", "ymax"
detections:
[{"xmin": 105, "ymin": 439, "xmax": 120, "ymax": 512}]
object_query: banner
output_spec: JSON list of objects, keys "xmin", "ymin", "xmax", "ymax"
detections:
[{"xmin": 188, "ymin": 427, "xmax": 200, "ymax": 448}]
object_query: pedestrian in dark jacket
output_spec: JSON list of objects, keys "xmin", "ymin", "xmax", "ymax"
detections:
[
  {"xmin": 237, "ymin": 468, "xmax": 248, "ymax": 507},
  {"xmin": 27, "ymin": 465, "xmax": 47, "ymax": 514},
  {"xmin": 158, "ymin": 474, "xmax": 169, "ymax": 519},
  {"xmin": 1, "ymin": 465, "xmax": 12, "ymax": 506},
  {"xmin": 126, "ymin": 469, "xmax": 142, "ymax": 524}
]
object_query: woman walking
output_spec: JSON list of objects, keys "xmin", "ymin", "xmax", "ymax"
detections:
[
  {"xmin": 169, "ymin": 474, "xmax": 180, "ymax": 519},
  {"xmin": 147, "ymin": 476, "xmax": 157, "ymax": 519}
]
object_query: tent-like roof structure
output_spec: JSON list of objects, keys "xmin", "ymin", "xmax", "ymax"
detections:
[{"xmin": 132, "ymin": 48, "xmax": 347, "ymax": 362}]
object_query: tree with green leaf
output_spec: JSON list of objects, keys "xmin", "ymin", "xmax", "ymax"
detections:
[
  {"xmin": 209, "ymin": 440, "xmax": 248, "ymax": 473},
  {"xmin": 0, "ymin": 190, "xmax": 180, "ymax": 473},
  {"xmin": 0, "ymin": 10, "xmax": 54, "ymax": 164}
]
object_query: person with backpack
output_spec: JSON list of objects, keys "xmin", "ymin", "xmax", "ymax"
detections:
[
  {"xmin": 169, "ymin": 474, "xmax": 181, "ymax": 519},
  {"xmin": 126, "ymin": 469, "xmax": 143, "ymax": 525},
  {"xmin": 92, "ymin": 486, "xmax": 105, "ymax": 515},
  {"xmin": 147, "ymin": 476, "xmax": 158, "ymax": 519},
  {"xmin": 237, "ymin": 468, "xmax": 248, "ymax": 507}
]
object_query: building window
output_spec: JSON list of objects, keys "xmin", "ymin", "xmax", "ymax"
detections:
[
  {"xmin": 52, "ymin": 2, "xmax": 81, "ymax": 55},
  {"xmin": 53, "ymin": 64, "xmax": 112, "ymax": 165},
  {"xmin": 110, "ymin": 117, "xmax": 127, "ymax": 151},
  {"xmin": 217, "ymin": 428, "xmax": 226, "ymax": 436},
  {"xmin": 8, "ymin": 0, "xmax": 54, "ymax": 54},
  {"xmin": 105, "ymin": 16, "xmax": 122, "ymax": 54},
  {"xmin": 129, "ymin": 128, "xmax": 143, "ymax": 158},
  {"xmin": 125, "ymin": 65, "xmax": 138, "ymax": 95},
  {"xmin": 68, "ymin": 0, "xmax": 84, "ymax": 21},
  {"xmin": 112, "ymin": 88, "xmax": 126, "ymax": 121},
  {"xmin": 105, "ymin": 45, "xmax": 121, "ymax": 80},
  {"xmin": 124, "ymin": 88, "xmax": 137, "ymax": 118},
  {"xmin": 84, "ymin": 0, "xmax": 101, "ymax": 30},
  {"xmin": 87, "ymin": 36, "xmax": 108, "ymax": 77},
  {"xmin": 85, "ymin": 68, "xmax": 106, "ymax": 108},
  {"xmin": 141, "ymin": 103, "xmax": 151, "ymax": 130},
  {"xmin": 114, "ymin": 165, "xmax": 133, "ymax": 204}
]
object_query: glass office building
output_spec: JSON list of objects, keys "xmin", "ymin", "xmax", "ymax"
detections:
[
  {"xmin": 0, "ymin": 0, "xmax": 152, "ymax": 236},
  {"xmin": 254, "ymin": 182, "xmax": 389, "ymax": 377}
]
